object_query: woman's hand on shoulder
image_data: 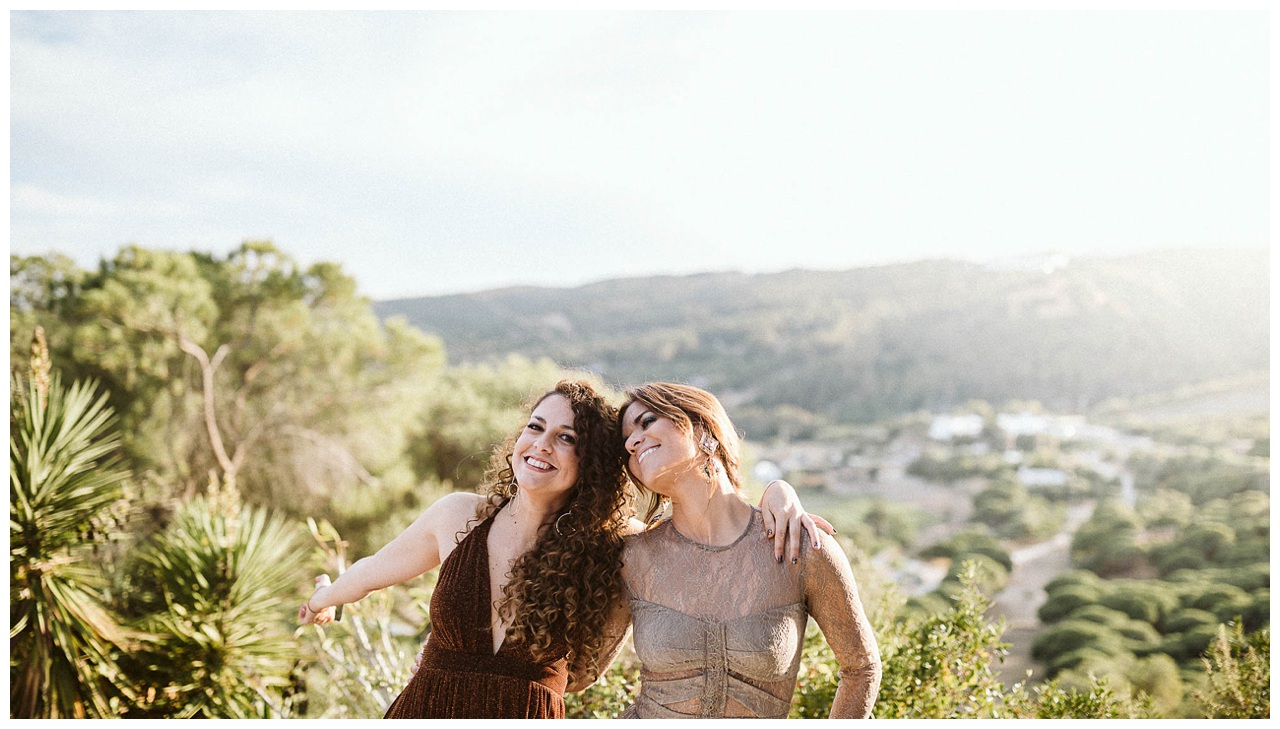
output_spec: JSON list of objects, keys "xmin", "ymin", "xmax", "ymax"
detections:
[{"xmin": 759, "ymin": 479, "xmax": 836, "ymax": 565}]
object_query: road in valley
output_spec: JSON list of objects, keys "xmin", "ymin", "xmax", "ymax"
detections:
[{"xmin": 990, "ymin": 501, "xmax": 1095, "ymax": 687}]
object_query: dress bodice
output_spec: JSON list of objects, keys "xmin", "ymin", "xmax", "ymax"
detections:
[{"xmin": 619, "ymin": 507, "xmax": 881, "ymax": 719}]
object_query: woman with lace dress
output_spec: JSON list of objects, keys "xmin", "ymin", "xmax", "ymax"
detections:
[
  {"xmin": 298, "ymin": 379, "xmax": 820, "ymax": 719},
  {"xmin": 615, "ymin": 382, "xmax": 882, "ymax": 719}
]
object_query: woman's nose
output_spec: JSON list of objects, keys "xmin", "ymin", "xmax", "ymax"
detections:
[{"xmin": 625, "ymin": 433, "xmax": 641, "ymax": 454}]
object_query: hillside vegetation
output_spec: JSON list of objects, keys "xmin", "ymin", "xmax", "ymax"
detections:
[{"xmin": 377, "ymin": 248, "xmax": 1267, "ymax": 423}]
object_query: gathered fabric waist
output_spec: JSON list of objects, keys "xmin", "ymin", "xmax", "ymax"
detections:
[
  {"xmin": 421, "ymin": 641, "xmax": 568, "ymax": 695},
  {"xmin": 631, "ymin": 670, "xmax": 792, "ymax": 718}
]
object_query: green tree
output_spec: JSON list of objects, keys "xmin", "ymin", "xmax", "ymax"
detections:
[
  {"xmin": 10, "ymin": 336, "xmax": 137, "ymax": 718},
  {"xmin": 17, "ymin": 244, "xmax": 448, "ymax": 552}
]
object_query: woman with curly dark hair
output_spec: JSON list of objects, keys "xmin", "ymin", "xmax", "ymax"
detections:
[
  {"xmin": 298, "ymin": 380, "xmax": 626, "ymax": 718},
  {"xmin": 299, "ymin": 379, "xmax": 817, "ymax": 718}
]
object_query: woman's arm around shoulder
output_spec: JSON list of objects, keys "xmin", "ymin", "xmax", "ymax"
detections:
[
  {"xmin": 299, "ymin": 491, "xmax": 486, "ymax": 624},
  {"xmin": 801, "ymin": 531, "xmax": 883, "ymax": 718}
]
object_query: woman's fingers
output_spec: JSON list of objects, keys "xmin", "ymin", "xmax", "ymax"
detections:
[
  {"xmin": 761, "ymin": 507, "xmax": 778, "ymax": 542},
  {"xmin": 808, "ymin": 513, "xmax": 835, "ymax": 536},
  {"xmin": 786, "ymin": 512, "xmax": 802, "ymax": 564}
]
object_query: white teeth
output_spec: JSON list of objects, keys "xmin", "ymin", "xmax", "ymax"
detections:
[
  {"xmin": 638, "ymin": 446, "xmax": 658, "ymax": 463},
  {"xmin": 526, "ymin": 457, "xmax": 553, "ymax": 470}
]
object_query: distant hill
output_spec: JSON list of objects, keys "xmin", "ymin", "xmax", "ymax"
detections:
[{"xmin": 375, "ymin": 248, "xmax": 1268, "ymax": 423}]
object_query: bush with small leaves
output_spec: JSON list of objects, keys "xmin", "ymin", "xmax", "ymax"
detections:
[
  {"xmin": 1003, "ymin": 676, "xmax": 1154, "ymax": 718},
  {"xmin": 871, "ymin": 563, "xmax": 1011, "ymax": 719},
  {"xmin": 1192, "ymin": 624, "xmax": 1269, "ymax": 719}
]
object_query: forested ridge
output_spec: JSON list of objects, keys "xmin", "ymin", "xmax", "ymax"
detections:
[
  {"xmin": 10, "ymin": 242, "xmax": 1268, "ymax": 719},
  {"xmin": 377, "ymin": 248, "xmax": 1267, "ymax": 422}
]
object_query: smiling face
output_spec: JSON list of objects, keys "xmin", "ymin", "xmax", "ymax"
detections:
[
  {"xmin": 621, "ymin": 400, "xmax": 700, "ymax": 495},
  {"xmin": 511, "ymin": 393, "xmax": 581, "ymax": 503}
]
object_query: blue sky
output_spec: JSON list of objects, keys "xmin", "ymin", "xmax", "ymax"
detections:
[{"xmin": 9, "ymin": 10, "xmax": 1270, "ymax": 299}]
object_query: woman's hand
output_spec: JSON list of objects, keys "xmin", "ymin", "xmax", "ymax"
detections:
[
  {"xmin": 298, "ymin": 574, "xmax": 338, "ymax": 626},
  {"xmin": 759, "ymin": 480, "xmax": 836, "ymax": 565}
]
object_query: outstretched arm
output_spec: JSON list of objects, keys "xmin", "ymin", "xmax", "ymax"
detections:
[
  {"xmin": 298, "ymin": 492, "xmax": 480, "ymax": 625},
  {"xmin": 758, "ymin": 479, "xmax": 836, "ymax": 565}
]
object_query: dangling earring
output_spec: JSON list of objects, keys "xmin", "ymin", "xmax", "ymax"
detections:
[
  {"xmin": 698, "ymin": 433, "xmax": 719, "ymax": 480},
  {"xmin": 506, "ymin": 479, "xmax": 519, "ymax": 498}
]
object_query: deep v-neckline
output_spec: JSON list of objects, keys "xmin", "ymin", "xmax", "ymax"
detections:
[{"xmin": 484, "ymin": 510, "xmax": 515, "ymax": 656}]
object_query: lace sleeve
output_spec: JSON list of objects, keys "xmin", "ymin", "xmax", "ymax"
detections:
[
  {"xmin": 567, "ymin": 593, "xmax": 632, "ymax": 692},
  {"xmin": 802, "ymin": 530, "xmax": 882, "ymax": 718}
]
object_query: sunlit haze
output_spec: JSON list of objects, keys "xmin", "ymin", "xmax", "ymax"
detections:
[{"xmin": 9, "ymin": 10, "xmax": 1269, "ymax": 299}]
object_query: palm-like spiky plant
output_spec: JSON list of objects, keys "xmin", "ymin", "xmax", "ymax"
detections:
[
  {"xmin": 121, "ymin": 490, "xmax": 309, "ymax": 718},
  {"xmin": 10, "ymin": 365, "xmax": 135, "ymax": 718}
]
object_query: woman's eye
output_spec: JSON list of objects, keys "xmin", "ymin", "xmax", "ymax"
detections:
[
  {"xmin": 642, "ymin": 415, "xmax": 656, "ymax": 428},
  {"xmin": 559, "ymin": 434, "xmax": 576, "ymax": 444},
  {"xmin": 526, "ymin": 422, "xmax": 542, "ymax": 431}
]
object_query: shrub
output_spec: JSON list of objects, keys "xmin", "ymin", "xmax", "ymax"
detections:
[
  {"xmin": 1003, "ymin": 676, "xmax": 1153, "ymax": 718},
  {"xmin": 870, "ymin": 563, "xmax": 1010, "ymax": 718},
  {"xmin": 1162, "ymin": 623, "xmax": 1221, "ymax": 663},
  {"xmin": 1043, "ymin": 569, "xmax": 1101, "ymax": 594},
  {"xmin": 1099, "ymin": 582, "xmax": 1179, "ymax": 627},
  {"xmin": 1069, "ymin": 605, "xmax": 1137, "ymax": 629},
  {"xmin": 1038, "ymin": 583, "xmax": 1104, "ymax": 623},
  {"xmin": 1184, "ymin": 584, "xmax": 1251, "ymax": 623},
  {"xmin": 1163, "ymin": 608, "xmax": 1220, "ymax": 636},
  {"xmin": 1032, "ymin": 620, "xmax": 1129, "ymax": 669},
  {"xmin": 1192, "ymin": 624, "xmax": 1269, "ymax": 718}
]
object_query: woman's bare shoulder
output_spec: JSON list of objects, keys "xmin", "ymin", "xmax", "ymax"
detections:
[{"xmin": 424, "ymin": 492, "xmax": 490, "ymax": 532}]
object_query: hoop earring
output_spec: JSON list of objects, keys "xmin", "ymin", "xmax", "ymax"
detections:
[
  {"xmin": 506, "ymin": 479, "xmax": 519, "ymax": 498},
  {"xmin": 554, "ymin": 511, "xmax": 575, "ymax": 537}
]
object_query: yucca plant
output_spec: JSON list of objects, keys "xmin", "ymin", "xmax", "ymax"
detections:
[
  {"xmin": 120, "ymin": 487, "xmax": 309, "ymax": 718},
  {"xmin": 10, "ymin": 354, "xmax": 136, "ymax": 718}
]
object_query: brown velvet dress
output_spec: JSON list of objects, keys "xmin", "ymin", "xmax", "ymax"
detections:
[{"xmin": 383, "ymin": 510, "xmax": 569, "ymax": 719}]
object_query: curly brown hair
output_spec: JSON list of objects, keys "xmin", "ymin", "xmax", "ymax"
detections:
[{"xmin": 477, "ymin": 379, "xmax": 630, "ymax": 682}]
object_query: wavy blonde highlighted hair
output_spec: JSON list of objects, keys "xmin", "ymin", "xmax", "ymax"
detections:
[
  {"xmin": 620, "ymin": 381, "xmax": 745, "ymax": 524},
  {"xmin": 477, "ymin": 380, "xmax": 630, "ymax": 683}
]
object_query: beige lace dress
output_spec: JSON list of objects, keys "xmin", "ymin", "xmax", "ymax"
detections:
[{"xmin": 615, "ymin": 507, "xmax": 881, "ymax": 718}]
